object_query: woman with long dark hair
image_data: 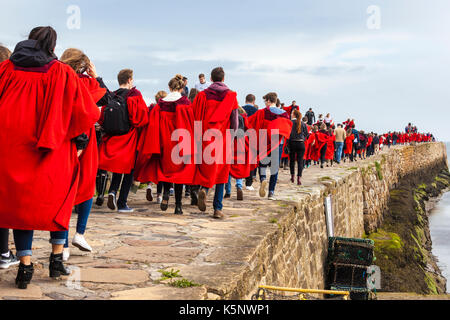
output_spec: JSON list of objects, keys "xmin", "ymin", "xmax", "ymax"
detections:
[
  {"xmin": 288, "ymin": 109, "xmax": 308, "ymax": 185},
  {"xmin": 0, "ymin": 27, "xmax": 100, "ymax": 289}
]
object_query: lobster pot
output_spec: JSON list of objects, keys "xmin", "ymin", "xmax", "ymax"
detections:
[
  {"xmin": 327, "ymin": 263, "xmax": 368, "ymax": 289},
  {"xmin": 327, "ymin": 237, "xmax": 375, "ymax": 266}
]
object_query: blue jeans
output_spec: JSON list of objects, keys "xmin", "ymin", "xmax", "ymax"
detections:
[
  {"xmin": 225, "ymin": 176, "xmax": 243, "ymax": 194},
  {"xmin": 259, "ymin": 143, "xmax": 283, "ymax": 193},
  {"xmin": 335, "ymin": 142, "xmax": 344, "ymax": 163},
  {"xmin": 203, "ymin": 184, "xmax": 225, "ymax": 211},
  {"xmin": 64, "ymin": 198, "xmax": 93, "ymax": 248},
  {"xmin": 13, "ymin": 230, "xmax": 66, "ymax": 258}
]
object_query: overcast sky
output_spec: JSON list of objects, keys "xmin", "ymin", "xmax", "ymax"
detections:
[{"xmin": 1, "ymin": 0, "xmax": 449, "ymax": 140}]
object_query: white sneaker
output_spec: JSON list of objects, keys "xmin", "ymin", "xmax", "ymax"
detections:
[
  {"xmin": 72, "ymin": 233, "xmax": 92, "ymax": 252},
  {"xmin": 157, "ymin": 195, "xmax": 162, "ymax": 204},
  {"xmin": 246, "ymin": 186, "xmax": 255, "ymax": 191},
  {"xmin": 63, "ymin": 248, "xmax": 70, "ymax": 261}
]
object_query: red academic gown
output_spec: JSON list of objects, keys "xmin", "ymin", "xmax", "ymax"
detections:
[
  {"xmin": 310, "ymin": 131, "xmax": 329, "ymax": 161},
  {"xmin": 98, "ymin": 88, "xmax": 149, "ymax": 174},
  {"xmin": 191, "ymin": 87, "xmax": 239, "ymax": 188},
  {"xmin": 0, "ymin": 60, "xmax": 100, "ymax": 231},
  {"xmin": 134, "ymin": 96, "xmax": 195, "ymax": 184},
  {"xmin": 344, "ymin": 134, "xmax": 354, "ymax": 155},
  {"xmin": 229, "ymin": 114, "xmax": 251, "ymax": 179},
  {"xmin": 325, "ymin": 134, "xmax": 336, "ymax": 160},
  {"xmin": 247, "ymin": 107, "xmax": 293, "ymax": 171},
  {"xmin": 75, "ymin": 75, "xmax": 107, "ymax": 205}
]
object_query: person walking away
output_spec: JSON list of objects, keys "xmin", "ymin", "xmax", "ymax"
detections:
[
  {"xmin": 0, "ymin": 45, "xmax": 20, "ymax": 270},
  {"xmin": 247, "ymin": 92, "xmax": 292, "ymax": 200},
  {"xmin": 59, "ymin": 48, "xmax": 113, "ymax": 260},
  {"xmin": 191, "ymin": 67, "xmax": 239, "ymax": 219},
  {"xmin": 144, "ymin": 90, "xmax": 167, "ymax": 203},
  {"xmin": 344, "ymin": 128, "xmax": 354, "ymax": 162},
  {"xmin": 98, "ymin": 69, "xmax": 149, "ymax": 213},
  {"xmin": 134, "ymin": 75, "xmax": 195, "ymax": 215},
  {"xmin": 288, "ymin": 110, "xmax": 308, "ymax": 185},
  {"xmin": 0, "ymin": 26, "xmax": 100, "ymax": 289},
  {"xmin": 242, "ymin": 94, "xmax": 258, "ymax": 190},
  {"xmin": 334, "ymin": 124, "xmax": 346, "ymax": 164}
]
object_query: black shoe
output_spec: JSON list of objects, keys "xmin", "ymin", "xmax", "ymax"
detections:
[
  {"xmin": 160, "ymin": 194, "xmax": 169, "ymax": 211},
  {"xmin": 107, "ymin": 192, "xmax": 117, "ymax": 211},
  {"xmin": 15, "ymin": 263, "xmax": 34, "ymax": 290},
  {"xmin": 95, "ymin": 196, "xmax": 104, "ymax": 206},
  {"xmin": 185, "ymin": 191, "xmax": 190, "ymax": 198},
  {"xmin": 49, "ymin": 253, "xmax": 71, "ymax": 278},
  {"xmin": 0, "ymin": 251, "xmax": 20, "ymax": 269},
  {"xmin": 224, "ymin": 193, "xmax": 231, "ymax": 199},
  {"xmin": 174, "ymin": 205, "xmax": 183, "ymax": 215},
  {"xmin": 146, "ymin": 188, "xmax": 153, "ymax": 202}
]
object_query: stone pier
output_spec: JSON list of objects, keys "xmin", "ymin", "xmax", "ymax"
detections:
[{"xmin": 0, "ymin": 143, "xmax": 447, "ymax": 300}]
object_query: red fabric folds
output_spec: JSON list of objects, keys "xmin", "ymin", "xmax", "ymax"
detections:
[
  {"xmin": 134, "ymin": 96, "xmax": 196, "ymax": 184},
  {"xmin": 0, "ymin": 60, "xmax": 99, "ymax": 231},
  {"xmin": 75, "ymin": 75, "xmax": 106, "ymax": 205},
  {"xmin": 191, "ymin": 90, "xmax": 239, "ymax": 188},
  {"xmin": 247, "ymin": 107, "xmax": 292, "ymax": 171}
]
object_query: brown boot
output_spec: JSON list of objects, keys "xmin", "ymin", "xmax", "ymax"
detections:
[
  {"xmin": 237, "ymin": 188, "xmax": 243, "ymax": 201},
  {"xmin": 291, "ymin": 174, "xmax": 295, "ymax": 183},
  {"xmin": 297, "ymin": 176, "xmax": 302, "ymax": 186},
  {"xmin": 213, "ymin": 210, "xmax": 225, "ymax": 219}
]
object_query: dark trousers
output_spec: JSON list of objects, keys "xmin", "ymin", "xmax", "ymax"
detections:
[
  {"xmin": 157, "ymin": 182, "xmax": 164, "ymax": 194},
  {"xmin": 289, "ymin": 140, "xmax": 306, "ymax": 177},
  {"xmin": 0, "ymin": 228, "xmax": 9, "ymax": 254},
  {"xmin": 245, "ymin": 169, "xmax": 257, "ymax": 187},
  {"xmin": 320, "ymin": 144, "xmax": 327, "ymax": 165},
  {"xmin": 109, "ymin": 172, "xmax": 134, "ymax": 208},
  {"xmin": 163, "ymin": 182, "xmax": 183, "ymax": 205}
]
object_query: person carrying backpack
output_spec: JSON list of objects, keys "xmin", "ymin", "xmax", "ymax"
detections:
[{"xmin": 98, "ymin": 69, "xmax": 149, "ymax": 213}]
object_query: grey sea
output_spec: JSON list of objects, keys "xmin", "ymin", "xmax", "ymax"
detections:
[{"xmin": 429, "ymin": 142, "xmax": 450, "ymax": 293}]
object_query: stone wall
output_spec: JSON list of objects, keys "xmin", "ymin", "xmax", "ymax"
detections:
[{"xmin": 236, "ymin": 142, "xmax": 448, "ymax": 299}]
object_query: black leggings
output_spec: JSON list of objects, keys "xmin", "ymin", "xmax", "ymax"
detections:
[
  {"xmin": 163, "ymin": 183, "xmax": 183, "ymax": 205},
  {"xmin": 109, "ymin": 172, "xmax": 134, "ymax": 208},
  {"xmin": 0, "ymin": 228, "xmax": 9, "ymax": 254},
  {"xmin": 289, "ymin": 141, "xmax": 306, "ymax": 177},
  {"xmin": 320, "ymin": 144, "xmax": 327, "ymax": 165}
]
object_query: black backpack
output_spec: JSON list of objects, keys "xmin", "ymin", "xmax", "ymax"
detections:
[{"xmin": 102, "ymin": 90, "xmax": 131, "ymax": 136}]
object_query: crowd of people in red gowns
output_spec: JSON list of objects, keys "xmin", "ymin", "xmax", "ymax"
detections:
[{"xmin": 0, "ymin": 27, "xmax": 436, "ymax": 289}]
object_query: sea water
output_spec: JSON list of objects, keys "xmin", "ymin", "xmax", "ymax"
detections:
[{"xmin": 429, "ymin": 142, "xmax": 450, "ymax": 293}]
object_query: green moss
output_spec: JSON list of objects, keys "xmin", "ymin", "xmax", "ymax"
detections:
[
  {"xmin": 375, "ymin": 161, "xmax": 383, "ymax": 181},
  {"xmin": 366, "ymin": 229, "xmax": 404, "ymax": 254},
  {"xmin": 320, "ymin": 176, "xmax": 332, "ymax": 181},
  {"xmin": 424, "ymin": 273, "xmax": 438, "ymax": 295},
  {"xmin": 269, "ymin": 218, "xmax": 278, "ymax": 224},
  {"xmin": 169, "ymin": 278, "xmax": 201, "ymax": 288},
  {"xmin": 138, "ymin": 183, "xmax": 148, "ymax": 189},
  {"xmin": 347, "ymin": 167, "xmax": 358, "ymax": 171},
  {"xmin": 158, "ymin": 269, "xmax": 181, "ymax": 281}
]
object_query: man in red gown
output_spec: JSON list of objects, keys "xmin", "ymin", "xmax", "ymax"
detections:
[
  {"xmin": 98, "ymin": 69, "xmax": 149, "ymax": 213},
  {"xmin": 247, "ymin": 92, "xmax": 292, "ymax": 200},
  {"xmin": 191, "ymin": 67, "xmax": 239, "ymax": 219}
]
